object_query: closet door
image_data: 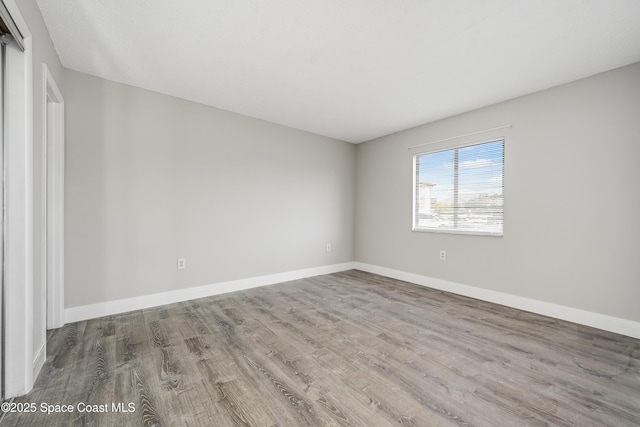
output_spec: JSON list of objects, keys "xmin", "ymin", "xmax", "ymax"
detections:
[{"xmin": 0, "ymin": 39, "xmax": 5, "ymax": 400}]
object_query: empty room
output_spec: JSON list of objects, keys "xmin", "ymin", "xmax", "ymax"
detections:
[{"xmin": 1, "ymin": 0, "xmax": 639, "ymax": 425}]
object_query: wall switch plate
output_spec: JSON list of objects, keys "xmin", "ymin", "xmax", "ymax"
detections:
[
  {"xmin": 439, "ymin": 250, "xmax": 446, "ymax": 260},
  {"xmin": 326, "ymin": 244, "xmax": 332, "ymax": 252},
  {"xmin": 177, "ymin": 258, "xmax": 186, "ymax": 270}
]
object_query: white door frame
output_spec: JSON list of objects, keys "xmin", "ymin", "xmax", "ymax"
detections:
[
  {"xmin": 42, "ymin": 63, "xmax": 64, "ymax": 330},
  {"xmin": 3, "ymin": 0, "xmax": 34, "ymax": 397},
  {"xmin": 1, "ymin": 35, "xmax": 5, "ymax": 402}
]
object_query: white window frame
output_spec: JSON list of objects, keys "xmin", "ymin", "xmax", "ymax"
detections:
[{"xmin": 412, "ymin": 138, "xmax": 504, "ymax": 237}]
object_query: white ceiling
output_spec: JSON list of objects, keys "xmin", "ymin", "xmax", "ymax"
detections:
[{"xmin": 37, "ymin": 0, "xmax": 640, "ymax": 143}]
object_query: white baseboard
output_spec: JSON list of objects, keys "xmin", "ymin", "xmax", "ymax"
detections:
[
  {"xmin": 64, "ymin": 260, "xmax": 640, "ymax": 340},
  {"xmin": 64, "ymin": 262, "xmax": 357, "ymax": 323},
  {"xmin": 353, "ymin": 262, "xmax": 640, "ymax": 340},
  {"xmin": 33, "ymin": 342, "xmax": 46, "ymax": 381}
]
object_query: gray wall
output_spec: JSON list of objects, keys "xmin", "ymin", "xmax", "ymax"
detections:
[
  {"xmin": 355, "ymin": 62, "xmax": 640, "ymax": 322},
  {"xmin": 63, "ymin": 59, "xmax": 640, "ymax": 324},
  {"xmin": 64, "ymin": 70, "xmax": 355, "ymax": 308}
]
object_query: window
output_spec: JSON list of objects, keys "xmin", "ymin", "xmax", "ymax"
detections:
[{"xmin": 413, "ymin": 139, "xmax": 504, "ymax": 236}]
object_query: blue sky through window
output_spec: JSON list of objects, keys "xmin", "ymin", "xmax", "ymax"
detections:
[{"xmin": 417, "ymin": 141, "xmax": 503, "ymax": 204}]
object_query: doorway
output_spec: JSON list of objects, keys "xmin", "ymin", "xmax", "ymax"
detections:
[{"xmin": 42, "ymin": 64, "xmax": 64, "ymax": 332}]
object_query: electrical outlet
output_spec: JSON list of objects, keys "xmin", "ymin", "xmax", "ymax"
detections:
[
  {"xmin": 439, "ymin": 250, "xmax": 446, "ymax": 260},
  {"xmin": 326, "ymin": 244, "xmax": 332, "ymax": 252},
  {"xmin": 177, "ymin": 258, "xmax": 186, "ymax": 270}
]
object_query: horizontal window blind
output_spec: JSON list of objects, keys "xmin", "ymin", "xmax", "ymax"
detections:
[{"xmin": 413, "ymin": 138, "xmax": 504, "ymax": 236}]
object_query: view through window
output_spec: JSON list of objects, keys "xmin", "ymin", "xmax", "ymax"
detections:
[{"xmin": 413, "ymin": 139, "xmax": 504, "ymax": 236}]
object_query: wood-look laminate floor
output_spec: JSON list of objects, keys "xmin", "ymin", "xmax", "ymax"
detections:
[{"xmin": 3, "ymin": 270, "xmax": 639, "ymax": 426}]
